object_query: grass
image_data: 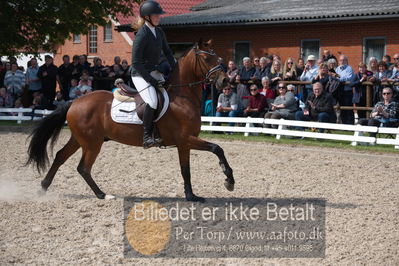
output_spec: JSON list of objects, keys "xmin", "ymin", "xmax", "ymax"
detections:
[
  {"xmin": 199, "ymin": 131, "xmax": 399, "ymax": 154},
  {"xmin": 1, "ymin": 120, "xmax": 398, "ymax": 154}
]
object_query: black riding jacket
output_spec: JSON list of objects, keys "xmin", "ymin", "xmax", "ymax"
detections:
[{"xmin": 130, "ymin": 24, "xmax": 175, "ymax": 84}]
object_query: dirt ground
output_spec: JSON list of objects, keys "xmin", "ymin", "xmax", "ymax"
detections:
[{"xmin": 0, "ymin": 131, "xmax": 398, "ymax": 265}]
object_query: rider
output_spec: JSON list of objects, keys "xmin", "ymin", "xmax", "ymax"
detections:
[{"xmin": 131, "ymin": 0, "xmax": 175, "ymax": 149}]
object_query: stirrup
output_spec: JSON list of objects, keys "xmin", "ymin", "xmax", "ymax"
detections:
[{"xmin": 143, "ymin": 138, "xmax": 162, "ymax": 149}]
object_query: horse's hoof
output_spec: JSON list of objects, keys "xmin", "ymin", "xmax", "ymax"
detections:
[
  {"xmin": 104, "ymin": 194, "xmax": 116, "ymax": 200},
  {"xmin": 185, "ymin": 194, "xmax": 205, "ymax": 202},
  {"xmin": 224, "ymin": 181, "xmax": 235, "ymax": 191}
]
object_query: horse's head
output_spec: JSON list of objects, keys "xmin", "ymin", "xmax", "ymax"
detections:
[{"xmin": 191, "ymin": 39, "xmax": 228, "ymax": 90}]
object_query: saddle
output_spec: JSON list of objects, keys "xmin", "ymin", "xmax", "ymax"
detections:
[{"xmin": 113, "ymin": 83, "xmax": 165, "ymax": 120}]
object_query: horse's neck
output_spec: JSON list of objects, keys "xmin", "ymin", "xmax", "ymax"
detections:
[{"xmin": 169, "ymin": 59, "xmax": 202, "ymax": 101}]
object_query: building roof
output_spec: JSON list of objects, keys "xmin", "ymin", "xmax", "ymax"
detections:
[
  {"xmin": 115, "ymin": 0, "xmax": 205, "ymax": 40},
  {"xmin": 160, "ymin": 0, "xmax": 399, "ymax": 27}
]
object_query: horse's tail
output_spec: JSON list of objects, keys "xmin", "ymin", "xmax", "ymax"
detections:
[{"xmin": 27, "ymin": 102, "xmax": 72, "ymax": 173}]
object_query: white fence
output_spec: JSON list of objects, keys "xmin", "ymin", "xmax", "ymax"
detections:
[{"xmin": 1, "ymin": 108, "xmax": 398, "ymax": 149}]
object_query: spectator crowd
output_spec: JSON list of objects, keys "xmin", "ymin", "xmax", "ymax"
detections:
[
  {"xmin": 0, "ymin": 50, "xmax": 398, "ymax": 133},
  {"xmin": 209, "ymin": 50, "xmax": 399, "ymax": 133},
  {"xmin": 0, "ymin": 54, "xmax": 131, "ymax": 111}
]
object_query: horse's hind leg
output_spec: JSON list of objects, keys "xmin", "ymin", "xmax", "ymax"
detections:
[
  {"xmin": 187, "ymin": 136, "xmax": 235, "ymax": 191},
  {"xmin": 77, "ymin": 141, "xmax": 112, "ymax": 199},
  {"xmin": 41, "ymin": 135, "xmax": 80, "ymax": 191}
]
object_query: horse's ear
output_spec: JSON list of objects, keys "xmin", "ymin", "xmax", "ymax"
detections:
[
  {"xmin": 207, "ymin": 39, "xmax": 213, "ymax": 47},
  {"xmin": 193, "ymin": 42, "xmax": 199, "ymax": 49}
]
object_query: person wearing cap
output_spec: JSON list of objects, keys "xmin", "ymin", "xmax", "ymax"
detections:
[
  {"xmin": 37, "ymin": 55, "xmax": 59, "ymax": 109},
  {"xmin": 299, "ymin": 55, "xmax": 319, "ymax": 102},
  {"xmin": 130, "ymin": 0, "xmax": 176, "ymax": 149}
]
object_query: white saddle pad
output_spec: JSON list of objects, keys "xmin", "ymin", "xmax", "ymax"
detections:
[{"xmin": 111, "ymin": 88, "xmax": 169, "ymax": 124}]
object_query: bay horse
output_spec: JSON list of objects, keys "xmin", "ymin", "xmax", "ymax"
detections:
[{"xmin": 27, "ymin": 39, "xmax": 235, "ymax": 202}]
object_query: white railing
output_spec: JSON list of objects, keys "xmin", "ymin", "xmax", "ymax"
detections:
[{"xmin": 1, "ymin": 108, "xmax": 398, "ymax": 149}]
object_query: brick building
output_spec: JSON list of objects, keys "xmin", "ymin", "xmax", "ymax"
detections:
[
  {"xmin": 160, "ymin": 0, "xmax": 399, "ymax": 68},
  {"xmin": 55, "ymin": 0, "xmax": 399, "ymax": 69},
  {"xmin": 53, "ymin": 0, "xmax": 206, "ymax": 66}
]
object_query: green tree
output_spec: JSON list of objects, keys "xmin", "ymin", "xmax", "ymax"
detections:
[{"xmin": 0, "ymin": 0, "xmax": 142, "ymax": 56}]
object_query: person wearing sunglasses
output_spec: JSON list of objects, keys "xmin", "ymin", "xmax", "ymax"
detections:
[
  {"xmin": 243, "ymin": 84, "xmax": 267, "ymax": 118},
  {"xmin": 283, "ymin": 58, "xmax": 298, "ymax": 81},
  {"xmin": 264, "ymin": 83, "xmax": 297, "ymax": 128},
  {"xmin": 216, "ymin": 84, "xmax": 239, "ymax": 127},
  {"xmin": 358, "ymin": 87, "xmax": 399, "ymax": 137}
]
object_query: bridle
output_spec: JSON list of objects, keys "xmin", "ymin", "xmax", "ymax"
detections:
[{"xmin": 168, "ymin": 47, "xmax": 224, "ymax": 88}]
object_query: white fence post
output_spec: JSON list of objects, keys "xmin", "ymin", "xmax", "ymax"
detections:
[
  {"xmin": 276, "ymin": 119, "xmax": 283, "ymax": 140},
  {"xmin": 17, "ymin": 108, "xmax": 23, "ymax": 124},
  {"xmin": 244, "ymin": 120, "xmax": 250, "ymax": 137},
  {"xmin": 395, "ymin": 130, "xmax": 399, "ymax": 150}
]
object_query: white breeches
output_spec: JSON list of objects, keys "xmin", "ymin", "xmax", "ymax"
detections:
[{"xmin": 131, "ymin": 70, "xmax": 165, "ymax": 109}]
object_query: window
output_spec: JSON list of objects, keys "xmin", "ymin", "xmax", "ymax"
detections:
[
  {"xmin": 72, "ymin": 34, "xmax": 81, "ymax": 43},
  {"xmin": 363, "ymin": 37, "xmax": 385, "ymax": 63},
  {"xmin": 89, "ymin": 25, "xmax": 97, "ymax": 53},
  {"xmin": 104, "ymin": 22, "xmax": 112, "ymax": 42},
  {"xmin": 301, "ymin": 39, "xmax": 320, "ymax": 60},
  {"xmin": 234, "ymin": 41, "xmax": 250, "ymax": 67}
]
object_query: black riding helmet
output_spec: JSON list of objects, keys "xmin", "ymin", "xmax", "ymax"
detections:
[{"xmin": 139, "ymin": 1, "xmax": 165, "ymax": 17}]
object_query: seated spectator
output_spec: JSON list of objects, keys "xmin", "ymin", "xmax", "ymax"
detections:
[
  {"xmin": 358, "ymin": 87, "xmax": 398, "ymax": 137},
  {"xmin": 243, "ymin": 84, "xmax": 267, "ymax": 118},
  {"xmin": 69, "ymin": 79, "xmax": 82, "ymax": 100},
  {"xmin": 238, "ymin": 57, "xmax": 256, "ymax": 84},
  {"xmin": 216, "ymin": 84, "xmax": 238, "ymax": 126},
  {"xmin": 300, "ymin": 55, "xmax": 319, "ymax": 102},
  {"xmin": 367, "ymin": 57, "xmax": 378, "ymax": 75},
  {"xmin": 327, "ymin": 58, "xmax": 339, "ymax": 78},
  {"xmin": 30, "ymin": 92, "xmax": 45, "ymax": 110},
  {"xmin": 268, "ymin": 60, "xmax": 283, "ymax": 90},
  {"xmin": 79, "ymin": 70, "xmax": 93, "ymax": 87},
  {"xmin": 391, "ymin": 53, "xmax": 399, "ymax": 74},
  {"xmin": 234, "ymin": 75, "xmax": 250, "ymax": 115},
  {"xmin": 264, "ymin": 83, "xmax": 297, "ymax": 128},
  {"xmin": 282, "ymin": 58, "xmax": 298, "ymax": 81},
  {"xmin": 112, "ymin": 78, "xmax": 125, "ymax": 92},
  {"xmin": 53, "ymin": 92, "xmax": 66, "ymax": 108},
  {"xmin": 295, "ymin": 82, "xmax": 336, "ymax": 132},
  {"xmin": 4, "ymin": 62, "xmax": 25, "ymax": 99},
  {"xmin": 296, "ymin": 58, "xmax": 305, "ymax": 77},
  {"xmin": 259, "ymin": 77, "xmax": 275, "ymax": 108},
  {"xmin": 226, "ymin": 60, "xmax": 238, "ymax": 84},
  {"xmin": 322, "ymin": 49, "xmax": 337, "ymax": 62},
  {"xmin": 0, "ymin": 87, "xmax": 13, "ymax": 109},
  {"xmin": 254, "ymin": 57, "xmax": 269, "ymax": 85},
  {"xmin": 78, "ymin": 79, "xmax": 92, "ymax": 95}
]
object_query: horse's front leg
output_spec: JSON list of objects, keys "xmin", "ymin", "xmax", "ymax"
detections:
[
  {"xmin": 187, "ymin": 136, "xmax": 235, "ymax": 191},
  {"xmin": 177, "ymin": 145, "xmax": 205, "ymax": 202}
]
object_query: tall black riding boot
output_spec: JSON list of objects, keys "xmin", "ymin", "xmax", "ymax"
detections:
[{"xmin": 143, "ymin": 104, "xmax": 162, "ymax": 149}]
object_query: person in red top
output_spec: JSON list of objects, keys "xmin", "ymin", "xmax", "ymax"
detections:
[{"xmin": 244, "ymin": 84, "xmax": 267, "ymax": 118}]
